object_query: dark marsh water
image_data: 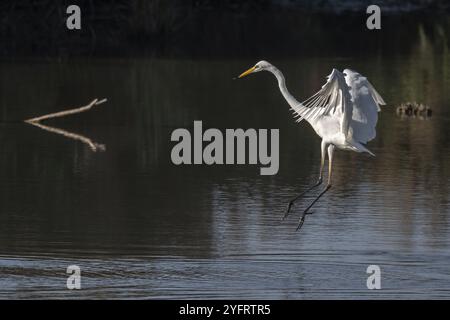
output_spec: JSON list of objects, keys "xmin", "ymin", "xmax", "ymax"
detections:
[{"xmin": 1, "ymin": 28, "xmax": 450, "ymax": 298}]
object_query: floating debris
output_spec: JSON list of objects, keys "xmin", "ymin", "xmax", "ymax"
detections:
[{"xmin": 396, "ymin": 101, "xmax": 432, "ymax": 118}]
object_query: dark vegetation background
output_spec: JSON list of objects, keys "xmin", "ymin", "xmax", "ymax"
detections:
[{"xmin": 0, "ymin": 0, "xmax": 449, "ymax": 58}]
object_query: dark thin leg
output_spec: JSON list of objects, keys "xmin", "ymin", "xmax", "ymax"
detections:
[
  {"xmin": 283, "ymin": 141, "xmax": 327, "ymax": 220},
  {"xmin": 296, "ymin": 185, "xmax": 331, "ymax": 231},
  {"xmin": 296, "ymin": 144, "xmax": 335, "ymax": 231},
  {"xmin": 283, "ymin": 178, "xmax": 322, "ymax": 220}
]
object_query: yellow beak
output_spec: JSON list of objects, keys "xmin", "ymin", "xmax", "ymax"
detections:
[{"xmin": 238, "ymin": 66, "xmax": 256, "ymax": 78}]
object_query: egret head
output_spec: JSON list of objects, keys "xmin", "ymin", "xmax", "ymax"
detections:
[{"xmin": 237, "ymin": 60, "xmax": 273, "ymax": 78}]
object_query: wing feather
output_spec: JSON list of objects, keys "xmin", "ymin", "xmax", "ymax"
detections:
[
  {"xmin": 292, "ymin": 69, "xmax": 352, "ymax": 136},
  {"xmin": 343, "ymin": 69, "xmax": 386, "ymax": 143}
]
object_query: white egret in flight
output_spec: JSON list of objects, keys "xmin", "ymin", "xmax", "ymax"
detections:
[{"xmin": 237, "ymin": 61, "xmax": 386, "ymax": 230}]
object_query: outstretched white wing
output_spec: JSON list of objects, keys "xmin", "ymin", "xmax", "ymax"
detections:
[
  {"xmin": 292, "ymin": 69, "xmax": 353, "ymax": 137},
  {"xmin": 344, "ymin": 69, "xmax": 386, "ymax": 144}
]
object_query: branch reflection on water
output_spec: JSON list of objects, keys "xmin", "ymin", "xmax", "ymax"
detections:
[
  {"xmin": 24, "ymin": 98, "xmax": 107, "ymax": 152},
  {"xmin": 25, "ymin": 121, "xmax": 106, "ymax": 152}
]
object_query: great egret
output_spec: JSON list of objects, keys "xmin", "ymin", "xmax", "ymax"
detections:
[{"xmin": 237, "ymin": 61, "xmax": 386, "ymax": 230}]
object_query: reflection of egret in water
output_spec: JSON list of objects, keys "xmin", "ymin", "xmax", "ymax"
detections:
[{"xmin": 24, "ymin": 98, "xmax": 107, "ymax": 152}]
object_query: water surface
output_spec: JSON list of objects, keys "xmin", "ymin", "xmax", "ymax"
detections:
[{"xmin": 1, "ymin": 41, "xmax": 450, "ymax": 298}]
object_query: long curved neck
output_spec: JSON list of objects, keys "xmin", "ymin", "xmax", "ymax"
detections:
[
  {"xmin": 270, "ymin": 67, "xmax": 298, "ymax": 108},
  {"xmin": 268, "ymin": 66, "xmax": 309, "ymax": 121}
]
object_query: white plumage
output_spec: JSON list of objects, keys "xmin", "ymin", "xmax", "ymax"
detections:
[
  {"xmin": 344, "ymin": 69, "xmax": 385, "ymax": 144},
  {"xmin": 291, "ymin": 67, "xmax": 385, "ymax": 156}
]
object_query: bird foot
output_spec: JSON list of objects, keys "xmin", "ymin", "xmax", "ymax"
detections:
[
  {"xmin": 296, "ymin": 217, "xmax": 305, "ymax": 231},
  {"xmin": 296, "ymin": 211, "xmax": 314, "ymax": 231},
  {"xmin": 283, "ymin": 201, "xmax": 294, "ymax": 220}
]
